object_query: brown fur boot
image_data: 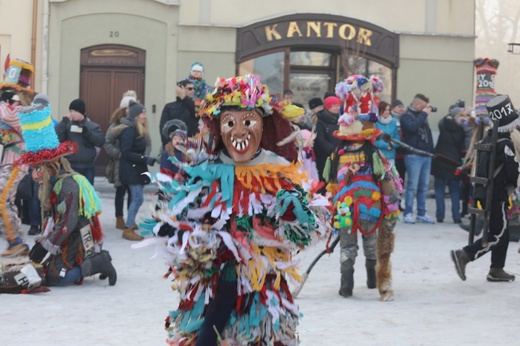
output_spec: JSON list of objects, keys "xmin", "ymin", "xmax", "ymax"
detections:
[
  {"xmin": 115, "ymin": 216, "xmax": 126, "ymax": 230},
  {"xmin": 376, "ymin": 219, "xmax": 395, "ymax": 301},
  {"xmin": 122, "ymin": 227, "xmax": 143, "ymax": 241}
]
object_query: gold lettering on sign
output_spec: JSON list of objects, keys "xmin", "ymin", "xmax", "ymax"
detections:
[
  {"xmin": 287, "ymin": 22, "xmax": 303, "ymax": 38},
  {"xmin": 262, "ymin": 21, "xmax": 375, "ymax": 46},
  {"xmin": 338, "ymin": 24, "xmax": 356, "ymax": 40},
  {"xmin": 265, "ymin": 24, "xmax": 282, "ymax": 41},
  {"xmin": 357, "ymin": 27, "xmax": 373, "ymax": 46},
  {"xmin": 323, "ymin": 22, "xmax": 338, "ymax": 38},
  {"xmin": 307, "ymin": 21, "xmax": 322, "ymax": 37}
]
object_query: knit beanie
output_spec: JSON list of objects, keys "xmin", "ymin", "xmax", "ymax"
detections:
[
  {"xmin": 120, "ymin": 95, "xmax": 136, "ymax": 109},
  {"xmin": 128, "ymin": 100, "xmax": 146, "ymax": 118},
  {"xmin": 324, "ymin": 96, "xmax": 342, "ymax": 110},
  {"xmin": 33, "ymin": 93, "xmax": 50, "ymax": 105},
  {"xmin": 190, "ymin": 62, "xmax": 204, "ymax": 75},
  {"xmin": 69, "ymin": 99, "xmax": 86, "ymax": 115},
  {"xmin": 162, "ymin": 119, "xmax": 188, "ymax": 140},
  {"xmin": 391, "ymin": 99, "xmax": 403, "ymax": 109}
]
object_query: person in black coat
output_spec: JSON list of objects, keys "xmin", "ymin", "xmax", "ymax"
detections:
[
  {"xmin": 119, "ymin": 101, "xmax": 156, "ymax": 241},
  {"xmin": 431, "ymin": 106, "xmax": 466, "ymax": 223},
  {"xmin": 313, "ymin": 96, "xmax": 342, "ymax": 184},
  {"xmin": 159, "ymin": 79, "xmax": 198, "ymax": 147}
]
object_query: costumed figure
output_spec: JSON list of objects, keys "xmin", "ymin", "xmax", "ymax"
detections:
[
  {"xmin": 15, "ymin": 102, "xmax": 116, "ymax": 287},
  {"xmin": 133, "ymin": 75, "xmax": 330, "ymax": 345},
  {"xmin": 324, "ymin": 107, "xmax": 402, "ymax": 301},
  {"xmin": 0, "ymin": 59, "xmax": 36, "ymax": 258}
]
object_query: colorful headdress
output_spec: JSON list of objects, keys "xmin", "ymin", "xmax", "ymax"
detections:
[
  {"xmin": 14, "ymin": 104, "xmax": 76, "ymax": 166},
  {"xmin": 199, "ymin": 74, "xmax": 273, "ymax": 120},
  {"xmin": 1, "ymin": 59, "xmax": 35, "ymax": 91},
  {"xmin": 473, "ymin": 57, "xmax": 499, "ymax": 117}
]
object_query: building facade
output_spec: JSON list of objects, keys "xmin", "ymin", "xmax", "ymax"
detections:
[{"xmin": 1, "ymin": 0, "xmax": 476, "ymax": 173}]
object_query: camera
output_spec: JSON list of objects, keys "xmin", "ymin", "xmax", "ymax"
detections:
[
  {"xmin": 456, "ymin": 99, "xmax": 465, "ymax": 108},
  {"xmin": 430, "ymin": 106, "xmax": 437, "ymax": 112}
]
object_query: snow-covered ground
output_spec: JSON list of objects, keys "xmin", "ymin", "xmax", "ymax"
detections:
[{"xmin": 1, "ymin": 180, "xmax": 520, "ymax": 346}]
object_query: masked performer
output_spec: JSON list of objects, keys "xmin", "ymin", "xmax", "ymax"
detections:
[{"xmin": 135, "ymin": 75, "xmax": 330, "ymax": 345}]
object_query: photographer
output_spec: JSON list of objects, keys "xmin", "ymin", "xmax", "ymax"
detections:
[
  {"xmin": 159, "ymin": 79, "xmax": 197, "ymax": 148},
  {"xmin": 400, "ymin": 93, "xmax": 436, "ymax": 224}
]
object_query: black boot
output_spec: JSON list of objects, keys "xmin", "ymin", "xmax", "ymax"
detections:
[
  {"xmin": 80, "ymin": 250, "xmax": 117, "ymax": 286},
  {"xmin": 339, "ymin": 268, "xmax": 354, "ymax": 297},
  {"xmin": 28, "ymin": 224, "xmax": 41, "ymax": 235},
  {"xmin": 366, "ymin": 259, "xmax": 377, "ymax": 289}
]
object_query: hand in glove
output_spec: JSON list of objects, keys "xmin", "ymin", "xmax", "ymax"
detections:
[{"xmin": 146, "ymin": 157, "xmax": 157, "ymax": 166}]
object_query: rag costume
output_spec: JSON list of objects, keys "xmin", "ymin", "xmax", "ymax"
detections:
[
  {"xmin": 0, "ymin": 59, "xmax": 35, "ymax": 258},
  {"xmin": 326, "ymin": 77, "xmax": 402, "ymax": 301},
  {"xmin": 134, "ymin": 75, "xmax": 330, "ymax": 345},
  {"xmin": 15, "ymin": 102, "xmax": 116, "ymax": 288}
]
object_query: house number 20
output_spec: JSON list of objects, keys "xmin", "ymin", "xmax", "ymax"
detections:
[{"xmin": 109, "ymin": 31, "xmax": 119, "ymax": 37}]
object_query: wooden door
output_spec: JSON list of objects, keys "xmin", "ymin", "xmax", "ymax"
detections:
[{"xmin": 80, "ymin": 45, "xmax": 145, "ymax": 176}]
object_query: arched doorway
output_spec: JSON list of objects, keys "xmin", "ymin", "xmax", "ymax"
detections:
[
  {"xmin": 236, "ymin": 13, "xmax": 399, "ymax": 110},
  {"xmin": 80, "ymin": 44, "xmax": 146, "ymax": 176}
]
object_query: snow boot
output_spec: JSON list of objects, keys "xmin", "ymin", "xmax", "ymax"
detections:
[
  {"xmin": 80, "ymin": 250, "xmax": 117, "ymax": 286},
  {"xmin": 366, "ymin": 259, "xmax": 377, "ymax": 289},
  {"xmin": 487, "ymin": 268, "xmax": 515, "ymax": 282},
  {"xmin": 450, "ymin": 249, "xmax": 470, "ymax": 281},
  {"xmin": 122, "ymin": 227, "xmax": 143, "ymax": 241},
  {"xmin": 339, "ymin": 268, "xmax": 354, "ymax": 297},
  {"xmin": 115, "ymin": 216, "xmax": 126, "ymax": 230}
]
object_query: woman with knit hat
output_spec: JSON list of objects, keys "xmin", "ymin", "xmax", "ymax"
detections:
[
  {"xmin": 136, "ymin": 75, "xmax": 330, "ymax": 345},
  {"xmin": 118, "ymin": 100, "xmax": 155, "ymax": 241},
  {"xmin": 104, "ymin": 90, "xmax": 151, "ymax": 230}
]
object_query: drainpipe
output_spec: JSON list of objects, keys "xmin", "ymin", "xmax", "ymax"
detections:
[
  {"xmin": 41, "ymin": 0, "xmax": 50, "ymax": 94},
  {"xmin": 31, "ymin": 0, "xmax": 37, "ymax": 78}
]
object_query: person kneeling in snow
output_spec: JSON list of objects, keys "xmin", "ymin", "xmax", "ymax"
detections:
[{"xmin": 14, "ymin": 102, "xmax": 116, "ymax": 287}]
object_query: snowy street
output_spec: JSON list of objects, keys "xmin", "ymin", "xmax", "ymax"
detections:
[{"xmin": 1, "ymin": 180, "xmax": 519, "ymax": 346}]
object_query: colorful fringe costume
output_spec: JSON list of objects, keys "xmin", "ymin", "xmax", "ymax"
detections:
[{"xmin": 134, "ymin": 75, "xmax": 330, "ymax": 345}]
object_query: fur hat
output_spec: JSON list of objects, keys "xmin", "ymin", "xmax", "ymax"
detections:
[
  {"xmin": 162, "ymin": 119, "xmax": 188, "ymax": 140},
  {"xmin": 486, "ymin": 94, "xmax": 520, "ymax": 132},
  {"xmin": 69, "ymin": 99, "xmax": 86, "ymax": 115},
  {"xmin": 128, "ymin": 100, "xmax": 146, "ymax": 118},
  {"xmin": 308, "ymin": 97, "xmax": 323, "ymax": 110},
  {"xmin": 324, "ymin": 96, "xmax": 342, "ymax": 110}
]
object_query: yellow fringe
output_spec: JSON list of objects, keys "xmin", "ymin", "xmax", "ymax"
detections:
[
  {"xmin": 1, "ymin": 166, "xmax": 20, "ymax": 241},
  {"xmin": 235, "ymin": 162, "xmax": 306, "ymax": 194}
]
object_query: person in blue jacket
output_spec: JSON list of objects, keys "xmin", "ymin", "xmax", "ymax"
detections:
[{"xmin": 375, "ymin": 101, "xmax": 400, "ymax": 164}]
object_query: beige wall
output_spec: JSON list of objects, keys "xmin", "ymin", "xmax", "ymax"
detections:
[
  {"xmin": 47, "ymin": 0, "xmax": 180, "ymax": 155},
  {"xmin": 2, "ymin": 0, "xmax": 481, "ymax": 152},
  {"xmin": 0, "ymin": 0, "xmax": 42, "ymax": 89}
]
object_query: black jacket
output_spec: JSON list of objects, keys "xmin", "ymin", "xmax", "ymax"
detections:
[
  {"xmin": 55, "ymin": 117, "xmax": 105, "ymax": 168},
  {"xmin": 400, "ymin": 107, "xmax": 434, "ymax": 154},
  {"xmin": 159, "ymin": 97, "xmax": 197, "ymax": 146},
  {"xmin": 431, "ymin": 115, "xmax": 465, "ymax": 179},
  {"xmin": 118, "ymin": 117, "xmax": 150, "ymax": 185},
  {"xmin": 313, "ymin": 109, "xmax": 341, "ymax": 181}
]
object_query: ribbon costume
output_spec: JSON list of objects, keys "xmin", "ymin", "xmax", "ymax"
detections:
[
  {"xmin": 326, "ymin": 76, "xmax": 402, "ymax": 301},
  {"xmin": 135, "ymin": 75, "xmax": 329, "ymax": 345}
]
